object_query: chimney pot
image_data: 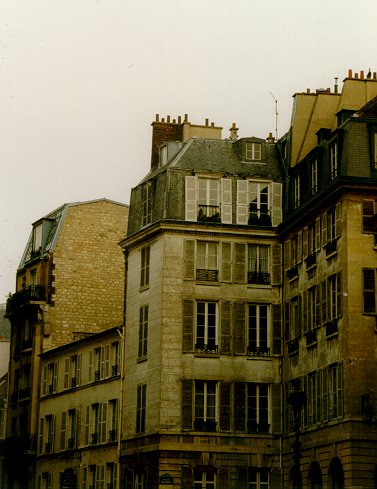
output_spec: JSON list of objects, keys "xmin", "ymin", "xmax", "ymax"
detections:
[
  {"xmin": 178, "ymin": 115, "xmax": 182, "ymax": 123},
  {"xmin": 211, "ymin": 122, "xmax": 214, "ymax": 127},
  {"xmin": 167, "ymin": 115, "xmax": 170, "ymax": 123},
  {"xmin": 173, "ymin": 119, "xmax": 176, "ymax": 123},
  {"xmin": 355, "ymin": 73, "xmax": 359, "ymax": 79},
  {"xmin": 184, "ymin": 114, "xmax": 188, "ymax": 122},
  {"xmin": 374, "ymin": 72, "xmax": 377, "ymax": 80},
  {"xmin": 307, "ymin": 88, "xmax": 310, "ymax": 94},
  {"xmin": 205, "ymin": 118, "xmax": 209, "ymax": 126},
  {"xmin": 156, "ymin": 114, "xmax": 160, "ymax": 122},
  {"xmin": 361, "ymin": 70, "xmax": 364, "ymax": 80},
  {"xmin": 161, "ymin": 117, "xmax": 165, "ymax": 122},
  {"xmin": 348, "ymin": 69, "xmax": 353, "ymax": 78}
]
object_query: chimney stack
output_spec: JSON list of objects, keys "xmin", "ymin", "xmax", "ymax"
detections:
[
  {"xmin": 229, "ymin": 122, "xmax": 238, "ymax": 141},
  {"xmin": 266, "ymin": 132, "xmax": 275, "ymax": 143}
]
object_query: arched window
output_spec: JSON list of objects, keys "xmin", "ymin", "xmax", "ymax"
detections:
[
  {"xmin": 308, "ymin": 461, "xmax": 322, "ymax": 489},
  {"xmin": 328, "ymin": 457, "xmax": 344, "ymax": 489}
]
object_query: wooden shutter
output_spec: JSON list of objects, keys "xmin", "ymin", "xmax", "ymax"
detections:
[
  {"xmin": 84, "ymin": 405, "xmax": 90, "ymax": 445},
  {"xmin": 183, "ymin": 240, "xmax": 195, "ymax": 280},
  {"xmin": 221, "ymin": 242, "xmax": 232, "ymax": 282},
  {"xmin": 315, "ymin": 286, "xmax": 321, "ymax": 328},
  {"xmin": 234, "ymin": 382, "xmax": 246, "ymax": 432},
  {"xmin": 234, "ymin": 243, "xmax": 246, "ymax": 283},
  {"xmin": 321, "ymin": 212, "xmax": 327, "ymax": 246},
  {"xmin": 60, "ymin": 412, "xmax": 67, "ymax": 450},
  {"xmin": 105, "ymin": 345, "xmax": 110, "ymax": 378},
  {"xmin": 237, "ymin": 468, "xmax": 247, "ymax": 489},
  {"xmin": 233, "ymin": 302, "xmax": 246, "ymax": 354},
  {"xmin": 63, "ymin": 358, "xmax": 69, "ymax": 389},
  {"xmin": 89, "ymin": 350, "xmax": 93, "ymax": 382},
  {"xmin": 335, "ymin": 201, "xmax": 342, "ymax": 238},
  {"xmin": 297, "ymin": 230, "xmax": 303, "ymax": 263},
  {"xmin": 284, "ymin": 302, "xmax": 290, "ymax": 341},
  {"xmin": 322, "ymin": 368, "xmax": 328, "ymax": 422},
  {"xmin": 284, "ymin": 239, "xmax": 291, "ymax": 271},
  {"xmin": 220, "ymin": 302, "xmax": 231, "ymax": 355},
  {"xmin": 336, "ymin": 272, "xmax": 342, "ymax": 318},
  {"xmin": 272, "ymin": 304, "xmax": 282, "ymax": 355},
  {"xmin": 302, "ymin": 226, "xmax": 308, "ymax": 258},
  {"xmin": 271, "ymin": 243, "xmax": 282, "ymax": 285},
  {"xmin": 185, "ymin": 176, "xmax": 197, "ymax": 221},
  {"xmin": 77, "ymin": 354, "xmax": 82, "ymax": 386},
  {"xmin": 100, "ymin": 402, "xmax": 107, "ymax": 443},
  {"xmin": 182, "ymin": 300, "xmax": 194, "ymax": 352},
  {"xmin": 42, "ymin": 366, "xmax": 47, "ymax": 396},
  {"xmin": 337, "ymin": 363, "xmax": 343, "ymax": 418},
  {"xmin": 271, "ymin": 383, "xmax": 282, "ymax": 434},
  {"xmin": 315, "ymin": 217, "xmax": 321, "ymax": 251},
  {"xmin": 39, "ymin": 418, "xmax": 44, "ymax": 453},
  {"xmin": 321, "ymin": 280, "xmax": 327, "ymax": 325},
  {"xmin": 221, "ymin": 178, "xmax": 232, "ymax": 224},
  {"xmin": 236, "ymin": 180, "xmax": 248, "ymax": 225},
  {"xmin": 219, "ymin": 382, "xmax": 231, "ymax": 431},
  {"xmin": 302, "ymin": 290, "xmax": 308, "ymax": 333},
  {"xmin": 271, "ymin": 182, "xmax": 283, "ymax": 226},
  {"xmin": 363, "ymin": 268, "xmax": 376, "ymax": 313},
  {"xmin": 181, "ymin": 380, "xmax": 193, "ymax": 430}
]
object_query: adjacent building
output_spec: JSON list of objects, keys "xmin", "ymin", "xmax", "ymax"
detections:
[
  {"xmin": 120, "ymin": 116, "xmax": 285, "ymax": 488},
  {"xmin": 5, "ymin": 198, "xmax": 128, "ymax": 489},
  {"xmin": 280, "ymin": 69, "xmax": 377, "ymax": 488}
]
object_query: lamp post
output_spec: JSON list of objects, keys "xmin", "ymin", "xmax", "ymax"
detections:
[{"xmin": 288, "ymin": 380, "xmax": 307, "ymax": 489}]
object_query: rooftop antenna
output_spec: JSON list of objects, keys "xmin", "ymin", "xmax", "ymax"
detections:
[{"xmin": 270, "ymin": 92, "xmax": 279, "ymax": 140}]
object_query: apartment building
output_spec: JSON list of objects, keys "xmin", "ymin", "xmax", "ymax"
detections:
[
  {"xmin": 36, "ymin": 326, "xmax": 122, "ymax": 489},
  {"xmin": 280, "ymin": 70, "xmax": 377, "ymax": 488},
  {"xmin": 120, "ymin": 116, "xmax": 285, "ymax": 489},
  {"xmin": 5, "ymin": 198, "xmax": 128, "ymax": 489}
]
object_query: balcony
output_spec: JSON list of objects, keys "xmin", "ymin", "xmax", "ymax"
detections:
[
  {"xmin": 194, "ymin": 419, "xmax": 217, "ymax": 432},
  {"xmin": 194, "ymin": 343, "xmax": 218, "ymax": 355},
  {"xmin": 326, "ymin": 319, "xmax": 338, "ymax": 337},
  {"xmin": 70, "ymin": 377, "xmax": 77, "ymax": 388},
  {"xmin": 91, "ymin": 432, "xmax": 98, "ymax": 445},
  {"xmin": 4, "ymin": 434, "xmax": 37, "ymax": 457},
  {"xmin": 287, "ymin": 337, "xmax": 299, "ymax": 355},
  {"xmin": 325, "ymin": 239, "xmax": 338, "ymax": 256},
  {"xmin": 6, "ymin": 285, "xmax": 45, "ymax": 315},
  {"xmin": 305, "ymin": 329, "xmax": 317, "ymax": 347},
  {"xmin": 247, "ymin": 345, "xmax": 270, "ymax": 357},
  {"xmin": 196, "ymin": 269, "xmax": 218, "ymax": 282},
  {"xmin": 112, "ymin": 364, "xmax": 119, "ymax": 376},
  {"xmin": 45, "ymin": 442, "xmax": 52, "ymax": 454},
  {"xmin": 197, "ymin": 205, "xmax": 221, "ymax": 223},
  {"xmin": 94, "ymin": 370, "xmax": 100, "ymax": 381},
  {"xmin": 247, "ymin": 271, "xmax": 270, "ymax": 285},
  {"xmin": 67, "ymin": 437, "xmax": 75, "ymax": 449},
  {"xmin": 248, "ymin": 211, "xmax": 272, "ymax": 227},
  {"xmin": 287, "ymin": 265, "xmax": 299, "ymax": 281},
  {"xmin": 305, "ymin": 252, "xmax": 317, "ymax": 268},
  {"xmin": 109, "ymin": 429, "xmax": 117, "ymax": 442},
  {"xmin": 247, "ymin": 421, "xmax": 270, "ymax": 434}
]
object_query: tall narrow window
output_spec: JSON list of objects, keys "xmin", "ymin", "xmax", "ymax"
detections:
[
  {"xmin": 195, "ymin": 302, "xmax": 217, "ymax": 353},
  {"xmin": 136, "ymin": 384, "xmax": 146, "ymax": 433},
  {"xmin": 111, "ymin": 341, "xmax": 120, "ymax": 376},
  {"xmin": 194, "ymin": 469, "xmax": 216, "ymax": 489},
  {"xmin": 249, "ymin": 182, "xmax": 270, "ymax": 225},
  {"xmin": 194, "ymin": 380, "xmax": 217, "ymax": 431},
  {"xmin": 291, "ymin": 297, "xmax": 300, "ymax": 339},
  {"xmin": 294, "ymin": 174, "xmax": 300, "ymax": 208},
  {"xmin": 140, "ymin": 246, "xmax": 150, "ymax": 288},
  {"xmin": 68, "ymin": 409, "xmax": 77, "ymax": 449},
  {"xmin": 308, "ymin": 286, "xmax": 318, "ymax": 330},
  {"xmin": 310, "ymin": 158, "xmax": 318, "ymax": 194},
  {"xmin": 142, "ymin": 184, "xmax": 152, "ymax": 226},
  {"xmin": 248, "ymin": 304, "xmax": 269, "ymax": 355},
  {"xmin": 248, "ymin": 468, "xmax": 270, "ymax": 489},
  {"xmin": 248, "ymin": 245, "xmax": 270, "ymax": 285},
  {"xmin": 45, "ymin": 415, "xmax": 55, "ymax": 453},
  {"xmin": 138, "ymin": 305, "xmax": 148, "ymax": 359},
  {"xmin": 330, "ymin": 141, "xmax": 338, "ymax": 179},
  {"xmin": 247, "ymin": 383, "xmax": 269, "ymax": 433},
  {"xmin": 198, "ymin": 178, "xmax": 220, "ymax": 221},
  {"xmin": 109, "ymin": 400, "xmax": 118, "ymax": 442},
  {"xmin": 363, "ymin": 268, "xmax": 376, "ymax": 313},
  {"xmin": 196, "ymin": 241, "xmax": 218, "ymax": 281}
]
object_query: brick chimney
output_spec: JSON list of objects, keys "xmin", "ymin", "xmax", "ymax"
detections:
[
  {"xmin": 150, "ymin": 115, "xmax": 184, "ymax": 170},
  {"xmin": 229, "ymin": 122, "xmax": 238, "ymax": 141}
]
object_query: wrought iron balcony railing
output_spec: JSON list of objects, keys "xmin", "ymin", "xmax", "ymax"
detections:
[
  {"xmin": 6, "ymin": 285, "xmax": 45, "ymax": 314},
  {"xmin": 196, "ymin": 269, "xmax": 218, "ymax": 282},
  {"xmin": 326, "ymin": 319, "xmax": 338, "ymax": 337},
  {"xmin": 305, "ymin": 329, "xmax": 317, "ymax": 347},
  {"xmin": 194, "ymin": 419, "xmax": 217, "ymax": 432},
  {"xmin": 108, "ymin": 429, "xmax": 117, "ymax": 442},
  {"xmin": 112, "ymin": 364, "xmax": 119, "ymax": 376},
  {"xmin": 194, "ymin": 343, "xmax": 218, "ymax": 354},
  {"xmin": 247, "ymin": 271, "xmax": 270, "ymax": 285},
  {"xmin": 247, "ymin": 345, "xmax": 270, "ymax": 356}
]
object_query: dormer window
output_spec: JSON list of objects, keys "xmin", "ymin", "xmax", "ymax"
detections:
[
  {"xmin": 330, "ymin": 141, "xmax": 338, "ymax": 180},
  {"xmin": 245, "ymin": 142, "xmax": 261, "ymax": 161},
  {"xmin": 294, "ymin": 174, "xmax": 301, "ymax": 208},
  {"xmin": 32, "ymin": 224, "xmax": 42, "ymax": 252}
]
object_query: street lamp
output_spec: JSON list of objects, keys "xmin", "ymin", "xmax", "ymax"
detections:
[{"xmin": 287, "ymin": 380, "xmax": 307, "ymax": 489}]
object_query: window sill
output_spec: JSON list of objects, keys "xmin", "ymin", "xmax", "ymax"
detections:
[
  {"xmin": 194, "ymin": 352, "xmax": 220, "ymax": 358},
  {"xmin": 137, "ymin": 356, "xmax": 148, "ymax": 363},
  {"xmin": 139, "ymin": 285, "xmax": 149, "ymax": 293},
  {"xmin": 195, "ymin": 281, "xmax": 220, "ymax": 287}
]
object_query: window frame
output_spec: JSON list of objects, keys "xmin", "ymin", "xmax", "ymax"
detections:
[
  {"xmin": 196, "ymin": 241, "xmax": 219, "ymax": 282},
  {"xmin": 247, "ymin": 304, "xmax": 270, "ymax": 356},
  {"xmin": 194, "ymin": 380, "xmax": 218, "ymax": 431},
  {"xmin": 142, "ymin": 183, "xmax": 152, "ymax": 227},
  {"xmin": 138, "ymin": 305, "xmax": 148, "ymax": 359},
  {"xmin": 310, "ymin": 158, "xmax": 318, "ymax": 195},
  {"xmin": 248, "ymin": 244, "xmax": 270, "ymax": 285},
  {"xmin": 294, "ymin": 174, "xmax": 300, "ymax": 208},
  {"xmin": 195, "ymin": 301, "xmax": 218, "ymax": 354},
  {"xmin": 245, "ymin": 142, "xmax": 262, "ymax": 161},
  {"xmin": 136, "ymin": 384, "xmax": 146, "ymax": 434},
  {"xmin": 329, "ymin": 140, "xmax": 338, "ymax": 180},
  {"xmin": 140, "ymin": 246, "xmax": 150, "ymax": 288}
]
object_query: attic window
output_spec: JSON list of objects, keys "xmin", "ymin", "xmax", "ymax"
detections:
[
  {"xmin": 33, "ymin": 224, "xmax": 42, "ymax": 251},
  {"xmin": 245, "ymin": 142, "xmax": 261, "ymax": 161}
]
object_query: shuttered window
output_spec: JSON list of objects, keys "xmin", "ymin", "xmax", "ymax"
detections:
[{"xmin": 363, "ymin": 268, "xmax": 376, "ymax": 313}]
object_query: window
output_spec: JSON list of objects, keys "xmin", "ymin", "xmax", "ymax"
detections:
[
  {"xmin": 242, "ymin": 468, "xmax": 269, "ymax": 489},
  {"xmin": 60, "ymin": 412, "xmax": 67, "ymax": 450},
  {"xmin": 327, "ymin": 363, "xmax": 343, "ymax": 420},
  {"xmin": 248, "ymin": 245, "xmax": 270, "ymax": 285},
  {"xmin": 308, "ymin": 372, "xmax": 321, "ymax": 425},
  {"xmin": 245, "ymin": 142, "xmax": 261, "ymax": 160},
  {"xmin": 198, "ymin": 178, "xmax": 220, "ymax": 221},
  {"xmin": 45, "ymin": 414, "xmax": 55, "ymax": 453},
  {"xmin": 107, "ymin": 463, "xmax": 118, "ymax": 489},
  {"xmin": 195, "ymin": 302, "xmax": 218, "ymax": 353},
  {"xmin": 194, "ymin": 469, "xmax": 216, "ymax": 489},
  {"xmin": 328, "ymin": 273, "xmax": 342, "ymax": 321},
  {"xmin": 142, "ymin": 184, "xmax": 152, "ymax": 226},
  {"xmin": 237, "ymin": 180, "xmax": 282, "ymax": 226},
  {"xmin": 235, "ymin": 383, "xmax": 269, "ymax": 433},
  {"xmin": 140, "ymin": 246, "xmax": 150, "ymax": 288},
  {"xmin": 196, "ymin": 241, "xmax": 218, "ymax": 281},
  {"xmin": 63, "ymin": 354, "xmax": 81, "ymax": 389},
  {"xmin": 109, "ymin": 400, "xmax": 118, "ymax": 442},
  {"xmin": 362, "ymin": 199, "xmax": 377, "ymax": 232},
  {"xmin": 194, "ymin": 380, "xmax": 217, "ymax": 431},
  {"xmin": 322, "ymin": 203, "xmax": 341, "ymax": 253},
  {"xmin": 307, "ymin": 222, "xmax": 317, "ymax": 256},
  {"xmin": 138, "ymin": 305, "xmax": 148, "ymax": 359},
  {"xmin": 32, "ymin": 223, "xmax": 42, "ymax": 252},
  {"xmin": 41, "ymin": 472, "xmax": 52, "ymax": 489},
  {"xmin": 111, "ymin": 341, "xmax": 121, "ymax": 376},
  {"xmin": 363, "ymin": 268, "xmax": 376, "ymax": 313},
  {"xmin": 67, "ymin": 409, "xmax": 78, "ymax": 449},
  {"xmin": 89, "ymin": 345, "xmax": 111, "ymax": 382},
  {"xmin": 308, "ymin": 286, "xmax": 319, "ymax": 331},
  {"xmin": 30, "ymin": 269, "xmax": 37, "ymax": 286},
  {"xmin": 294, "ymin": 174, "xmax": 300, "ymax": 208},
  {"xmin": 47, "ymin": 362, "xmax": 58, "ymax": 395},
  {"xmin": 330, "ymin": 141, "xmax": 338, "ymax": 179},
  {"xmin": 89, "ymin": 402, "xmax": 107, "ymax": 445},
  {"xmin": 136, "ymin": 384, "xmax": 146, "ymax": 433},
  {"xmin": 185, "ymin": 176, "xmax": 232, "ymax": 224},
  {"xmin": 291, "ymin": 297, "xmax": 300, "ymax": 339},
  {"xmin": 248, "ymin": 304, "xmax": 269, "ymax": 355},
  {"xmin": 310, "ymin": 158, "xmax": 318, "ymax": 194}
]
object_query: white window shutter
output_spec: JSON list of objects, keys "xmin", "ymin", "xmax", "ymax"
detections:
[
  {"xmin": 221, "ymin": 178, "xmax": 232, "ymax": 224},
  {"xmin": 271, "ymin": 182, "xmax": 282, "ymax": 226},
  {"xmin": 185, "ymin": 176, "xmax": 197, "ymax": 221},
  {"xmin": 236, "ymin": 180, "xmax": 248, "ymax": 225}
]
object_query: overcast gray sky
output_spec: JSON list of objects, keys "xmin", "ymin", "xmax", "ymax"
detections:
[{"xmin": 1, "ymin": 0, "xmax": 377, "ymax": 301}]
